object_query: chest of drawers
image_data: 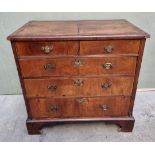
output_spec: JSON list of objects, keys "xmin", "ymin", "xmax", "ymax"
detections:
[{"xmin": 7, "ymin": 20, "xmax": 149, "ymax": 134}]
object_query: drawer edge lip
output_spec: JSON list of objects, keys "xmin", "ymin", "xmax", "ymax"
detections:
[
  {"xmin": 16, "ymin": 54, "xmax": 139, "ymax": 59},
  {"xmin": 22, "ymin": 75, "xmax": 136, "ymax": 79},
  {"xmin": 27, "ymin": 116, "xmax": 135, "ymax": 122},
  {"xmin": 25, "ymin": 95, "xmax": 132, "ymax": 99},
  {"xmin": 22, "ymin": 75, "xmax": 135, "ymax": 79}
]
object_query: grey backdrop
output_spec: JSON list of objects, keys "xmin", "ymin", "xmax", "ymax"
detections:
[{"xmin": 0, "ymin": 12, "xmax": 154, "ymax": 94}]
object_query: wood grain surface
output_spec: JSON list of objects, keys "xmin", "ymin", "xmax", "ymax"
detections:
[
  {"xmin": 24, "ymin": 77, "xmax": 134, "ymax": 97},
  {"xmin": 80, "ymin": 40, "xmax": 140, "ymax": 55},
  {"xmin": 28, "ymin": 96, "xmax": 131, "ymax": 118},
  {"xmin": 19, "ymin": 56, "xmax": 137, "ymax": 77},
  {"xmin": 7, "ymin": 20, "xmax": 150, "ymax": 41},
  {"xmin": 15, "ymin": 41, "xmax": 79, "ymax": 56}
]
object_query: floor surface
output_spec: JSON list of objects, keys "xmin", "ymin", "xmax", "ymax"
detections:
[{"xmin": 0, "ymin": 91, "xmax": 155, "ymax": 141}]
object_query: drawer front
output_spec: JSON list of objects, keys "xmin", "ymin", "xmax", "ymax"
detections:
[
  {"xmin": 19, "ymin": 58, "xmax": 79, "ymax": 77},
  {"xmin": 28, "ymin": 96, "xmax": 131, "ymax": 119},
  {"xmin": 19, "ymin": 57, "xmax": 136, "ymax": 77},
  {"xmin": 78, "ymin": 57, "xmax": 137, "ymax": 76},
  {"xmin": 15, "ymin": 41, "xmax": 79, "ymax": 56},
  {"xmin": 80, "ymin": 40, "xmax": 140, "ymax": 55},
  {"xmin": 24, "ymin": 77, "xmax": 134, "ymax": 97}
]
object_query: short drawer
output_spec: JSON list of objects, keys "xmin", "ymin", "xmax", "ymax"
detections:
[
  {"xmin": 15, "ymin": 41, "xmax": 79, "ymax": 56},
  {"xmin": 24, "ymin": 77, "xmax": 134, "ymax": 97},
  {"xmin": 80, "ymin": 40, "xmax": 140, "ymax": 55},
  {"xmin": 28, "ymin": 96, "xmax": 131, "ymax": 119},
  {"xmin": 19, "ymin": 56, "xmax": 136, "ymax": 78}
]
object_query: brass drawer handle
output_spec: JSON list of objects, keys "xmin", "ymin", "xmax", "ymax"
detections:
[
  {"xmin": 41, "ymin": 46, "xmax": 53, "ymax": 54},
  {"xmin": 72, "ymin": 60, "xmax": 85, "ymax": 67},
  {"xmin": 44, "ymin": 64, "xmax": 56, "ymax": 70},
  {"xmin": 103, "ymin": 63, "xmax": 113, "ymax": 69},
  {"xmin": 104, "ymin": 45, "xmax": 113, "ymax": 53},
  {"xmin": 101, "ymin": 83, "xmax": 112, "ymax": 89},
  {"xmin": 76, "ymin": 98, "xmax": 86, "ymax": 104},
  {"xmin": 50, "ymin": 105, "xmax": 59, "ymax": 112},
  {"xmin": 47, "ymin": 85, "xmax": 57, "ymax": 91},
  {"xmin": 74, "ymin": 79, "xmax": 84, "ymax": 86},
  {"xmin": 99, "ymin": 104, "xmax": 110, "ymax": 111}
]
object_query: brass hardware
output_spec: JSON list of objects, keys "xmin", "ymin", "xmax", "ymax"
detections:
[
  {"xmin": 47, "ymin": 85, "xmax": 57, "ymax": 91},
  {"xmin": 44, "ymin": 64, "xmax": 56, "ymax": 70},
  {"xmin": 76, "ymin": 98, "xmax": 86, "ymax": 104},
  {"xmin": 50, "ymin": 105, "xmax": 59, "ymax": 112},
  {"xmin": 73, "ymin": 60, "xmax": 85, "ymax": 67},
  {"xmin": 103, "ymin": 63, "xmax": 113, "ymax": 69},
  {"xmin": 101, "ymin": 83, "xmax": 112, "ymax": 89},
  {"xmin": 74, "ymin": 79, "xmax": 84, "ymax": 86},
  {"xmin": 104, "ymin": 45, "xmax": 113, "ymax": 53},
  {"xmin": 41, "ymin": 46, "xmax": 53, "ymax": 54},
  {"xmin": 99, "ymin": 104, "xmax": 110, "ymax": 111}
]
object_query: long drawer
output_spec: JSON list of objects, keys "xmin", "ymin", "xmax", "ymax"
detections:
[
  {"xmin": 19, "ymin": 57, "xmax": 137, "ymax": 77},
  {"xmin": 24, "ymin": 77, "xmax": 134, "ymax": 97},
  {"xmin": 28, "ymin": 96, "xmax": 131, "ymax": 119}
]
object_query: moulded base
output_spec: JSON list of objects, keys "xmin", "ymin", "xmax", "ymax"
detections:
[{"xmin": 26, "ymin": 116, "xmax": 135, "ymax": 135}]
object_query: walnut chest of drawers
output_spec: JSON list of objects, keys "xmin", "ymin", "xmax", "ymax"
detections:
[{"xmin": 7, "ymin": 20, "xmax": 149, "ymax": 134}]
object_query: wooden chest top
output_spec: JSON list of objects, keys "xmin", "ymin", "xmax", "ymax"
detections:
[{"xmin": 7, "ymin": 19, "xmax": 149, "ymax": 41}]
